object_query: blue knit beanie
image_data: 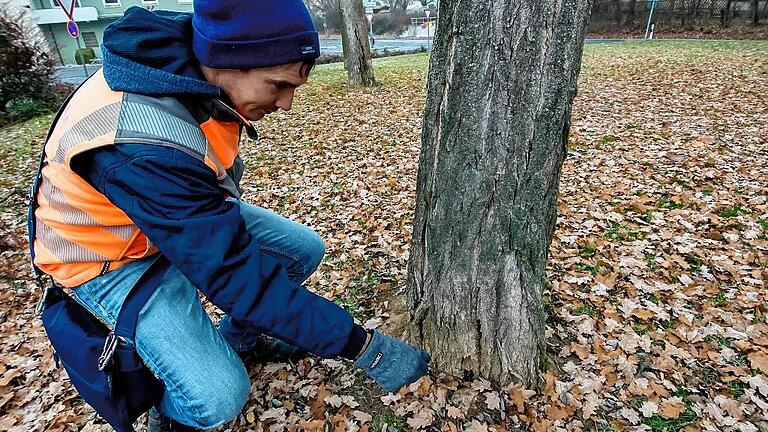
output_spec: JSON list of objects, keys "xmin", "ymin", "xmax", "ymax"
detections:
[{"xmin": 192, "ymin": 0, "xmax": 320, "ymax": 69}]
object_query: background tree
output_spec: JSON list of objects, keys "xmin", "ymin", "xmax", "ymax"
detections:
[
  {"xmin": 406, "ymin": 0, "xmax": 593, "ymax": 386},
  {"xmin": 625, "ymin": 0, "xmax": 637, "ymax": 24},
  {"xmin": 389, "ymin": 0, "xmax": 412, "ymax": 11},
  {"xmin": 339, "ymin": 0, "xmax": 376, "ymax": 87},
  {"xmin": 752, "ymin": 0, "xmax": 760, "ymax": 25},
  {"xmin": 305, "ymin": 0, "xmax": 344, "ymax": 33},
  {"xmin": 0, "ymin": 5, "xmax": 57, "ymax": 126}
]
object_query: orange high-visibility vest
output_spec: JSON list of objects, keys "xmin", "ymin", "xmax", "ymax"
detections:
[{"xmin": 34, "ymin": 69, "xmax": 250, "ymax": 287}]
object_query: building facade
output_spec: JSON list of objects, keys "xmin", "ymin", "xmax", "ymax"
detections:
[{"xmin": 28, "ymin": 0, "xmax": 193, "ymax": 65}]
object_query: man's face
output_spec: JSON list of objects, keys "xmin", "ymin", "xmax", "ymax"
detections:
[{"xmin": 200, "ymin": 62, "xmax": 310, "ymax": 121}]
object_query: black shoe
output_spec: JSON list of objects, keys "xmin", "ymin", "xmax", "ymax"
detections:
[
  {"xmin": 237, "ymin": 334, "xmax": 308, "ymax": 364},
  {"xmin": 147, "ymin": 407, "xmax": 201, "ymax": 432}
]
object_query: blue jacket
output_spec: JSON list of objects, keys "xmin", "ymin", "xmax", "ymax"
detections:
[{"xmin": 73, "ymin": 8, "xmax": 365, "ymax": 359}]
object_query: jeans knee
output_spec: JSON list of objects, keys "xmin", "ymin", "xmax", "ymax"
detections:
[
  {"xmin": 304, "ymin": 230, "xmax": 325, "ymax": 274},
  {"xmin": 187, "ymin": 363, "xmax": 250, "ymax": 429}
]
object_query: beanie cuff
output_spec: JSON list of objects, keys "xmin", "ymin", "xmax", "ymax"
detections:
[{"xmin": 193, "ymin": 28, "xmax": 320, "ymax": 69}]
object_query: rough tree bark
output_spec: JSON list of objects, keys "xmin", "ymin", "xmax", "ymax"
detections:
[
  {"xmin": 339, "ymin": 0, "xmax": 376, "ymax": 87},
  {"xmin": 406, "ymin": 0, "xmax": 593, "ymax": 387}
]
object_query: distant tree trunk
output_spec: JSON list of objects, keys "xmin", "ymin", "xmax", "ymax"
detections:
[
  {"xmin": 390, "ymin": 0, "xmax": 410, "ymax": 11},
  {"xmin": 613, "ymin": 0, "xmax": 623, "ymax": 25},
  {"xmin": 752, "ymin": 0, "xmax": 760, "ymax": 25},
  {"xmin": 626, "ymin": 0, "xmax": 637, "ymax": 25},
  {"xmin": 670, "ymin": 0, "xmax": 678, "ymax": 22},
  {"xmin": 339, "ymin": 0, "xmax": 376, "ymax": 87},
  {"xmin": 694, "ymin": 0, "xmax": 701, "ymax": 19},
  {"xmin": 724, "ymin": 0, "xmax": 732, "ymax": 26},
  {"xmin": 406, "ymin": 0, "xmax": 593, "ymax": 387}
]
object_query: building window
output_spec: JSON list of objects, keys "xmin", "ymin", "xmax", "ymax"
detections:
[
  {"xmin": 50, "ymin": 0, "xmax": 80, "ymax": 8},
  {"xmin": 103, "ymin": 0, "xmax": 121, "ymax": 7},
  {"xmin": 82, "ymin": 31, "xmax": 99, "ymax": 48}
]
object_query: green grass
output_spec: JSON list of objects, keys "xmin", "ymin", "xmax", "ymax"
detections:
[
  {"xmin": 728, "ymin": 380, "xmax": 746, "ymax": 397},
  {"xmin": 706, "ymin": 334, "xmax": 732, "ymax": 349},
  {"xmin": 371, "ymin": 410, "xmax": 408, "ymax": 432},
  {"xmin": 659, "ymin": 319, "xmax": 677, "ymax": 330},
  {"xmin": 333, "ymin": 289, "xmax": 366, "ymax": 321},
  {"xmin": 578, "ymin": 245, "xmax": 597, "ymax": 258},
  {"xmin": 644, "ymin": 404, "xmax": 698, "ymax": 431},
  {"xmin": 712, "ymin": 291, "xmax": 728, "ymax": 307},
  {"xmin": 645, "ymin": 253, "xmax": 658, "ymax": 271},
  {"xmin": 718, "ymin": 205, "xmax": 749, "ymax": 218},
  {"xmin": 576, "ymin": 262, "xmax": 600, "ymax": 276},
  {"xmin": 0, "ymin": 114, "xmax": 52, "ymax": 162},
  {"xmin": 331, "ymin": 260, "xmax": 386, "ymax": 321},
  {"xmin": 673, "ymin": 179, "xmax": 691, "ymax": 190},
  {"xmin": 575, "ymin": 303, "xmax": 596, "ymax": 317},
  {"xmin": 605, "ymin": 222, "xmax": 640, "ymax": 242},
  {"xmin": 305, "ymin": 52, "xmax": 429, "ymax": 94},
  {"xmin": 656, "ymin": 195, "xmax": 685, "ymax": 210},
  {"xmin": 641, "ymin": 386, "xmax": 699, "ymax": 432},
  {"xmin": 599, "ymin": 134, "xmax": 619, "ymax": 145},
  {"xmin": 684, "ymin": 255, "xmax": 703, "ymax": 274},
  {"xmin": 642, "ymin": 211, "xmax": 654, "ymax": 224}
]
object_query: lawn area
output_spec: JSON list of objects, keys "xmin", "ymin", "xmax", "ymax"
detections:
[{"xmin": 0, "ymin": 40, "xmax": 767, "ymax": 431}]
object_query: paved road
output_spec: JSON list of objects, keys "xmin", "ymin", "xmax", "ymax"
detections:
[
  {"xmin": 53, "ymin": 65, "xmax": 101, "ymax": 86},
  {"xmin": 54, "ymin": 39, "xmax": 625, "ymax": 86}
]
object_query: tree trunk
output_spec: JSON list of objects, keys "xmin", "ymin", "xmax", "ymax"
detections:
[
  {"xmin": 340, "ymin": 9, "xmax": 350, "ymax": 66},
  {"xmin": 339, "ymin": 0, "xmax": 376, "ymax": 87},
  {"xmin": 406, "ymin": 0, "xmax": 592, "ymax": 387},
  {"xmin": 626, "ymin": 0, "xmax": 637, "ymax": 25},
  {"xmin": 752, "ymin": 0, "xmax": 760, "ymax": 25},
  {"xmin": 613, "ymin": 0, "xmax": 623, "ymax": 25},
  {"xmin": 671, "ymin": 0, "xmax": 678, "ymax": 23}
]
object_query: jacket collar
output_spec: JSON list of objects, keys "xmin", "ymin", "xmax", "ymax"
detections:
[{"xmin": 210, "ymin": 99, "xmax": 259, "ymax": 140}]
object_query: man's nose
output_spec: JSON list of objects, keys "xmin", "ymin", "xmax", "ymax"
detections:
[{"xmin": 276, "ymin": 90, "xmax": 295, "ymax": 112}]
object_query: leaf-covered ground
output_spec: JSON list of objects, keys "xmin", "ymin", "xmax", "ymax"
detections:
[{"xmin": 1, "ymin": 41, "xmax": 767, "ymax": 431}]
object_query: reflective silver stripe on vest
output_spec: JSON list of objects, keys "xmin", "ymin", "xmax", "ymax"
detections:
[
  {"xmin": 116, "ymin": 93, "xmax": 208, "ymax": 158},
  {"xmin": 36, "ymin": 218, "xmax": 110, "ymax": 262},
  {"xmin": 53, "ymin": 102, "xmax": 122, "ymax": 164},
  {"xmin": 39, "ymin": 177, "xmax": 136, "ymax": 241},
  {"xmin": 114, "ymin": 93, "xmax": 243, "ymax": 199}
]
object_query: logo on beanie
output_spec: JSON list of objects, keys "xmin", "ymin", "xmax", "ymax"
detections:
[
  {"xmin": 301, "ymin": 45, "xmax": 317, "ymax": 55},
  {"xmin": 370, "ymin": 352, "xmax": 383, "ymax": 369}
]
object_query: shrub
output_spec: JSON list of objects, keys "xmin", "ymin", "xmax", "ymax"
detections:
[
  {"xmin": 0, "ymin": 8, "xmax": 56, "ymax": 125},
  {"xmin": 5, "ymin": 98, "xmax": 46, "ymax": 120},
  {"xmin": 372, "ymin": 10, "xmax": 412, "ymax": 36},
  {"xmin": 74, "ymin": 47, "xmax": 96, "ymax": 65}
]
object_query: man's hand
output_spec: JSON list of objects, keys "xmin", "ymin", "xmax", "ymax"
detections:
[{"xmin": 354, "ymin": 330, "xmax": 431, "ymax": 393}]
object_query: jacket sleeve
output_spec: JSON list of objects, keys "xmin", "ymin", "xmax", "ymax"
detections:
[{"xmin": 73, "ymin": 144, "xmax": 360, "ymax": 359}]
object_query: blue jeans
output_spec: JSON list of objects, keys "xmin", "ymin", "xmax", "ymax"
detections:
[{"xmin": 71, "ymin": 199, "xmax": 325, "ymax": 429}]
